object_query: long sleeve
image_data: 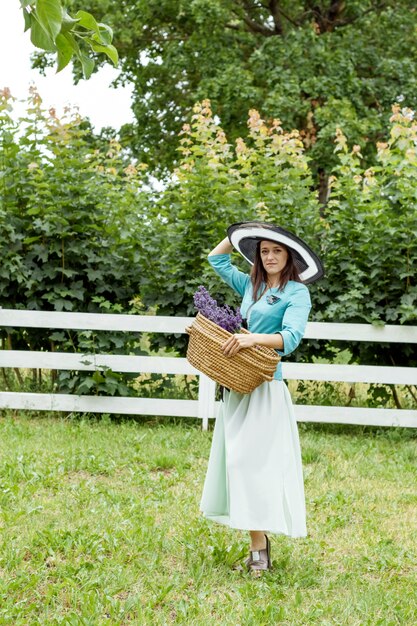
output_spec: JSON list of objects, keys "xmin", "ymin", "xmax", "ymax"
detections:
[
  {"xmin": 277, "ymin": 284, "xmax": 311, "ymax": 357},
  {"xmin": 208, "ymin": 254, "xmax": 250, "ymax": 298}
]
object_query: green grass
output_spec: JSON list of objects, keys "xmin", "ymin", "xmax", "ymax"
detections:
[{"xmin": 0, "ymin": 413, "xmax": 416, "ymax": 625}]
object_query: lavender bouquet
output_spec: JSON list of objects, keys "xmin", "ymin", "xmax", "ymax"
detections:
[{"xmin": 193, "ymin": 286, "xmax": 242, "ymax": 333}]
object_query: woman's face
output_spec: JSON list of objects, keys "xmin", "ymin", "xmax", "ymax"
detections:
[{"xmin": 260, "ymin": 240, "xmax": 288, "ymax": 281}]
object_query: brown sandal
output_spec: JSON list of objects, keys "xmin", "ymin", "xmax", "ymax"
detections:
[{"xmin": 245, "ymin": 534, "xmax": 272, "ymax": 572}]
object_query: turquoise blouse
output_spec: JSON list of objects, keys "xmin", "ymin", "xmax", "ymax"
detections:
[{"xmin": 208, "ymin": 254, "xmax": 311, "ymax": 381}]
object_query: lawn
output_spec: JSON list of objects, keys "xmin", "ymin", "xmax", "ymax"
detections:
[{"xmin": 0, "ymin": 412, "xmax": 416, "ymax": 625}]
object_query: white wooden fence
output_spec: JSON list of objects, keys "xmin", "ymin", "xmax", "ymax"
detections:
[{"xmin": 1, "ymin": 308, "xmax": 417, "ymax": 430}]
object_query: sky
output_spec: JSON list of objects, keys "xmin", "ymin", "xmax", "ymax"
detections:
[{"xmin": 0, "ymin": 0, "xmax": 134, "ymax": 130}]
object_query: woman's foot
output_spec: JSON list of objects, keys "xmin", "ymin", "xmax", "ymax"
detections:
[{"xmin": 245, "ymin": 534, "xmax": 271, "ymax": 572}]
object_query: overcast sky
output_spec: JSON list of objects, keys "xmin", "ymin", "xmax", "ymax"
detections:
[{"xmin": 0, "ymin": 0, "xmax": 134, "ymax": 130}]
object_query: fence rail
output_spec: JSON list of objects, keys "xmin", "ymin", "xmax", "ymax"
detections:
[{"xmin": 1, "ymin": 309, "xmax": 416, "ymax": 429}]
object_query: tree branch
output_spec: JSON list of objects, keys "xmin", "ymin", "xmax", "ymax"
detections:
[
  {"xmin": 391, "ymin": 385, "xmax": 402, "ymax": 410},
  {"xmin": 225, "ymin": 21, "xmax": 244, "ymax": 31},
  {"xmin": 309, "ymin": 0, "xmax": 389, "ymax": 33},
  {"xmin": 332, "ymin": 3, "xmax": 388, "ymax": 30},
  {"xmin": 233, "ymin": 0, "xmax": 276, "ymax": 36},
  {"xmin": 241, "ymin": 13, "xmax": 275, "ymax": 36},
  {"xmin": 406, "ymin": 385, "xmax": 417, "ymax": 403},
  {"xmin": 275, "ymin": 4, "xmax": 303, "ymax": 28},
  {"xmin": 268, "ymin": 0, "xmax": 283, "ymax": 34},
  {"xmin": 232, "ymin": 0, "xmax": 389, "ymax": 37},
  {"xmin": 328, "ymin": 0, "xmax": 347, "ymax": 23}
]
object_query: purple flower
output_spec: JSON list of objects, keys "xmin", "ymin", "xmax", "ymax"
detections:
[{"xmin": 193, "ymin": 286, "xmax": 242, "ymax": 333}]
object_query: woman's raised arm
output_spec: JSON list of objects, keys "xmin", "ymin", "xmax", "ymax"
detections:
[{"xmin": 208, "ymin": 237, "xmax": 233, "ymax": 256}]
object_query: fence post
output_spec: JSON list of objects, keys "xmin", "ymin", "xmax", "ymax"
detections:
[{"xmin": 197, "ymin": 374, "xmax": 216, "ymax": 431}]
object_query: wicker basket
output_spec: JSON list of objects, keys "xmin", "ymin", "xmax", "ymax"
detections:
[{"xmin": 186, "ymin": 313, "xmax": 280, "ymax": 394}]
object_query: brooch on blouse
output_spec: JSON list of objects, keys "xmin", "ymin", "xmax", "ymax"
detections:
[{"xmin": 266, "ymin": 294, "xmax": 281, "ymax": 305}]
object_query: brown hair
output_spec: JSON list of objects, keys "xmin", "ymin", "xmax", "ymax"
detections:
[{"xmin": 250, "ymin": 240, "xmax": 301, "ymax": 302}]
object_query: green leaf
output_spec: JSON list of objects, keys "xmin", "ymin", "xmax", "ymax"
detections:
[
  {"xmin": 30, "ymin": 13, "xmax": 56, "ymax": 51},
  {"xmin": 92, "ymin": 370, "xmax": 106, "ymax": 384},
  {"xmin": 79, "ymin": 52, "xmax": 95, "ymax": 79},
  {"xmin": 78, "ymin": 377, "xmax": 96, "ymax": 390},
  {"xmin": 97, "ymin": 23, "xmax": 113, "ymax": 45},
  {"xmin": 56, "ymin": 33, "xmax": 74, "ymax": 72},
  {"xmin": 61, "ymin": 10, "xmax": 79, "ymax": 33},
  {"xmin": 23, "ymin": 8, "xmax": 32, "ymax": 32},
  {"xmin": 36, "ymin": 0, "xmax": 63, "ymax": 40},
  {"xmin": 20, "ymin": 0, "xmax": 36, "ymax": 7},
  {"xmin": 23, "ymin": 235, "xmax": 42, "ymax": 244},
  {"xmin": 88, "ymin": 41, "xmax": 118, "ymax": 66},
  {"xmin": 49, "ymin": 331, "xmax": 66, "ymax": 341},
  {"xmin": 75, "ymin": 10, "xmax": 100, "ymax": 34},
  {"xmin": 61, "ymin": 30, "xmax": 80, "ymax": 55}
]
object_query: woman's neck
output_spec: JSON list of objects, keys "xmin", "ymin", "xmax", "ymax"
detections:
[{"xmin": 267, "ymin": 278, "xmax": 281, "ymax": 289}]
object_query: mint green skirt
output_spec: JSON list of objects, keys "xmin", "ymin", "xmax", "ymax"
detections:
[{"xmin": 200, "ymin": 381, "xmax": 307, "ymax": 537}]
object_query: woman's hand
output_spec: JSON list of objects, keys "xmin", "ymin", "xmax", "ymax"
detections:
[
  {"xmin": 221, "ymin": 332, "xmax": 284, "ymax": 355},
  {"xmin": 221, "ymin": 333, "xmax": 257, "ymax": 357}
]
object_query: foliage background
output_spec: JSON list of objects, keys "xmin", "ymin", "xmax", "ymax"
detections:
[
  {"xmin": 36, "ymin": 0, "xmax": 417, "ymax": 195},
  {"xmin": 0, "ymin": 86, "xmax": 152, "ymax": 395},
  {"xmin": 1, "ymin": 88, "xmax": 416, "ymax": 405}
]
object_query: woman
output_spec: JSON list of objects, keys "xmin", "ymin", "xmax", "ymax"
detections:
[{"xmin": 199, "ymin": 221, "xmax": 324, "ymax": 572}]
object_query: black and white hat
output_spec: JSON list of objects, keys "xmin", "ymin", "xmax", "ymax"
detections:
[{"xmin": 227, "ymin": 221, "xmax": 324, "ymax": 284}]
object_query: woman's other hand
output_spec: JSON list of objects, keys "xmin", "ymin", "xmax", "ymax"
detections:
[
  {"xmin": 221, "ymin": 332, "xmax": 284, "ymax": 355},
  {"xmin": 221, "ymin": 333, "xmax": 256, "ymax": 356}
]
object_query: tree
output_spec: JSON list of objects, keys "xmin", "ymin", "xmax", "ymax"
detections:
[
  {"xmin": 18, "ymin": 0, "xmax": 118, "ymax": 78},
  {"xmin": 45, "ymin": 0, "xmax": 417, "ymax": 192},
  {"xmin": 0, "ymin": 86, "xmax": 146, "ymax": 314},
  {"xmin": 0, "ymin": 86, "xmax": 151, "ymax": 394},
  {"xmin": 317, "ymin": 106, "xmax": 417, "ymax": 363}
]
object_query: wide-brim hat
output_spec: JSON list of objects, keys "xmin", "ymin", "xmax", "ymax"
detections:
[{"xmin": 227, "ymin": 221, "xmax": 324, "ymax": 284}]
